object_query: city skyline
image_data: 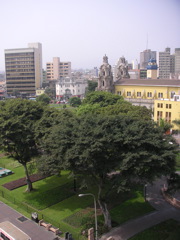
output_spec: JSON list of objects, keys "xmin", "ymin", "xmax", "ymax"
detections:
[{"xmin": 0, "ymin": 0, "xmax": 180, "ymax": 71}]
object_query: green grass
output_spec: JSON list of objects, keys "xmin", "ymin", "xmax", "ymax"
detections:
[
  {"xmin": 0, "ymin": 153, "xmax": 155, "ymax": 239},
  {"xmin": 110, "ymin": 190, "xmax": 154, "ymax": 225},
  {"xmin": 130, "ymin": 219, "xmax": 180, "ymax": 240}
]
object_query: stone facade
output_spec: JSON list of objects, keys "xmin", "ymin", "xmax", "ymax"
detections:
[{"xmin": 97, "ymin": 55, "xmax": 114, "ymax": 93}]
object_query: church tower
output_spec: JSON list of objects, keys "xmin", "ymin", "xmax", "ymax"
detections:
[{"xmin": 96, "ymin": 55, "xmax": 114, "ymax": 93}]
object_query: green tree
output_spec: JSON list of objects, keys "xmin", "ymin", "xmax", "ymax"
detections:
[
  {"xmin": 45, "ymin": 87, "xmax": 56, "ymax": 99},
  {"xmin": 82, "ymin": 91, "xmax": 123, "ymax": 107},
  {"xmin": 159, "ymin": 118, "xmax": 173, "ymax": 133},
  {"xmin": 36, "ymin": 93, "xmax": 51, "ymax": 105},
  {"xmin": 69, "ymin": 97, "xmax": 81, "ymax": 107},
  {"xmin": 0, "ymin": 99, "xmax": 45, "ymax": 192},
  {"xmin": 86, "ymin": 80, "xmax": 98, "ymax": 93},
  {"xmin": 37, "ymin": 113, "xmax": 177, "ymax": 229}
]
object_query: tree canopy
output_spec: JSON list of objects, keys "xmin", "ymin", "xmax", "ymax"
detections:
[
  {"xmin": 0, "ymin": 99, "xmax": 45, "ymax": 192},
  {"xmin": 37, "ymin": 113, "xmax": 178, "ymax": 229},
  {"xmin": 86, "ymin": 80, "xmax": 98, "ymax": 93},
  {"xmin": 69, "ymin": 97, "xmax": 81, "ymax": 107},
  {"xmin": 82, "ymin": 91, "xmax": 124, "ymax": 107},
  {"xmin": 36, "ymin": 93, "xmax": 51, "ymax": 105}
]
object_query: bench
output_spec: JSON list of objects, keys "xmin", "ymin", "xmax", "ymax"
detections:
[
  {"xmin": 39, "ymin": 219, "xmax": 52, "ymax": 230},
  {"xmin": 49, "ymin": 226, "xmax": 61, "ymax": 235}
]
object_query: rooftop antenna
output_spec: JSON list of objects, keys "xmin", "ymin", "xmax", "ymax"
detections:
[{"xmin": 146, "ymin": 33, "xmax": 148, "ymax": 50}]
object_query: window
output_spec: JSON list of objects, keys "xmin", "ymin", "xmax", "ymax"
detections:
[
  {"xmin": 166, "ymin": 104, "xmax": 172, "ymax": 109},
  {"xmin": 137, "ymin": 92, "xmax": 141, "ymax": 97},
  {"xmin": 158, "ymin": 93, "xmax": 163, "ymax": 98},
  {"xmin": 165, "ymin": 112, "xmax": 171, "ymax": 123},
  {"xmin": 157, "ymin": 111, "xmax": 163, "ymax": 120},
  {"xmin": 147, "ymin": 92, "xmax": 152, "ymax": 97},
  {"xmin": 127, "ymin": 91, "xmax": 131, "ymax": 96},
  {"xmin": 157, "ymin": 103, "xmax": 163, "ymax": 108},
  {"xmin": 117, "ymin": 91, "xmax": 121, "ymax": 95}
]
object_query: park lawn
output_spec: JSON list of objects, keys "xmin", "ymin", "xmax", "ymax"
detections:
[
  {"xmin": 41, "ymin": 193, "xmax": 95, "ymax": 221},
  {"xmin": 110, "ymin": 190, "xmax": 154, "ymax": 225},
  {"xmin": 0, "ymin": 153, "xmax": 156, "ymax": 239},
  {"xmin": 129, "ymin": 219, "xmax": 180, "ymax": 240},
  {"xmin": 1, "ymin": 171, "xmax": 73, "ymax": 210}
]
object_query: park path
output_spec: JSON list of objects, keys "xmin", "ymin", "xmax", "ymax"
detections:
[{"xmin": 100, "ymin": 177, "xmax": 180, "ymax": 240}]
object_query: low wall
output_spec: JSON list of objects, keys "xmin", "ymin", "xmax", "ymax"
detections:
[{"xmin": 161, "ymin": 188, "xmax": 180, "ymax": 209}]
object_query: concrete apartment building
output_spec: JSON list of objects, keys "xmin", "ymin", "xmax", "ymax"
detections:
[
  {"xmin": 46, "ymin": 57, "xmax": 71, "ymax": 81},
  {"xmin": 157, "ymin": 47, "xmax": 171, "ymax": 79},
  {"xmin": 4, "ymin": 43, "xmax": 42, "ymax": 96},
  {"xmin": 175, "ymin": 48, "xmax": 180, "ymax": 74}
]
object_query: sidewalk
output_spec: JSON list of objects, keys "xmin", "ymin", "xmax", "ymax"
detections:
[
  {"xmin": 100, "ymin": 177, "xmax": 180, "ymax": 240},
  {"xmin": 0, "ymin": 201, "xmax": 60, "ymax": 240}
]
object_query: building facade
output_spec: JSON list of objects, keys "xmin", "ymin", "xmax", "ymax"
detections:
[
  {"xmin": 140, "ymin": 49, "xmax": 156, "ymax": 69},
  {"xmin": 154, "ymin": 96, "xmax": 180, "ymax": 129},
  {"xmin": 46, "ymin": 57, "xmax": 71, "ymax": 81},
  {"xmin": 147, "ymin": 59, "xmax": 158, "ymax": 79},
  {"xmin": 56, "ymin": 77, "xmax": 88, "ymax": 99},
  {"xmin": 175, "ymin": 48, "xmax": 180, "ymax": 74},
  {"xmin": 157, "ymin": 47, "xmax": 171, "ymax": 79},
  {"xmin": 115, "ymin": 79, "xmax": 180, "ymax": 110},
  {"xmin": 4, "ymin": 43, "xmax": 42, "ymax": 96}
]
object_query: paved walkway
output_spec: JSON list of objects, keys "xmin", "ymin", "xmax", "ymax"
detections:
[
  {"xmin": 100, "ymin": 177, "xmax": 180, "ymax": 240},
  {"xmin": 0, "ymin": 201, "xmax": 60, "ymax": 240}
]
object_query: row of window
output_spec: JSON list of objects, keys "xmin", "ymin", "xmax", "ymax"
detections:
[
  {"xmin": 6, "ymin": 77, "xmax": 35, "ymax": 80},
  {"xmin": 157, "ymin": 103, "xmax": 172, "ymax": 109},
  {"xmin": 6, "ymin": 68, "xmax": 35, "ymax": 72},
  {"xmin": 117, "ymin": 91, "xmax": 163, "ymax": 98},
  {"xmin": 157, "ymin": 111, "xmax": 171, "ymax": 122}
]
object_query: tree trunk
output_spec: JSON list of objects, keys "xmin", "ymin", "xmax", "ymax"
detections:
[
  {"xmin": 98, "ymin": 198, "xmax": 112, "ymax": 230},
  {"xmin": 98, "ymin": 184, "xmax": 112, "ymax": 230},
  {"xmin": 23, "ymin": 163, "xmax": 33, "ymax": 192}
]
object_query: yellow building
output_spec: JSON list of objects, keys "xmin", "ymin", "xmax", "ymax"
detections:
[
  {"xmin": 154, "ymin": 96, "xmax": 180, "ymax": 130},
  {"xmin": 114, "ymin": 79, "xmax": 180, "ymax": 129},
  {"xmin": 36, "ymin": 88, "xmax": 45, "ymax": 96},
  {"xmin": 115, "ymin": 79, "xmax": 180, "ymax": 100}
]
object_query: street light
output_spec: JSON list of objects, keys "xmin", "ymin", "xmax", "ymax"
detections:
[{"xmin": 78, "ymin": 193, "xmax": 98, "ymax": 240}]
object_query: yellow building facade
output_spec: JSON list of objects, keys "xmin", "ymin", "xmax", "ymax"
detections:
[
  {"xmin": 114, "ymin": 79, "xmax": 180, "ymax": 130},
  {"xmin": 115, "ymin": 79, "xmax": 180, "ymax": 100},
  {"xmin": 36, "ymin": 88, "xmax": 45, "ymax": 96},
  {"xmin": 154, "ymin": 98, "xmax": 180, "ymax": 130}
]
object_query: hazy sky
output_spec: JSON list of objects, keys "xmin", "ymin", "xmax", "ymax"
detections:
[{"xmin": 0, "ymin": 0, "xmax": 180, "ymax": 70}]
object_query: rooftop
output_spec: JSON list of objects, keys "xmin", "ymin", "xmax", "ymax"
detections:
[{"xmin": 115, "ymin": 79, "xmax": 180, "ymax": 87}]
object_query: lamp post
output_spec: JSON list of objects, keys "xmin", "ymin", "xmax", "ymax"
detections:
[{"xmin": 78, "ymin": 193, "xmax": 98, "ymax": 240}]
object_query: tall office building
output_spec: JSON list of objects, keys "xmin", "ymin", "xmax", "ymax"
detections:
[
  {"xmin": 175, "ymin": 48, "xmax": 180, "ymax": 74},
  {"xmin": 5, "ymin": 43, "xmax": 42, "ymax": 96},
  {"xmin": 157, "ymin": 47, "xmax": 170, "ymax": 79},
  {"xmin": 46, "ymin": 57, "xmax": 71, "ymax": 81},
  {"xmin": 140, "ymin": 49, "xmax": 156, "ymax": 69},
  {"xmin": 170, "ymin": 54, "xmax": 175, "ymax": 74}
]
